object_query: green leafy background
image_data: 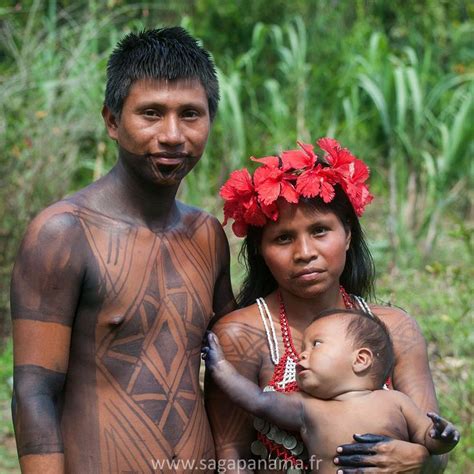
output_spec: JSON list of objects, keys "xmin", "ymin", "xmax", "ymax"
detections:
[{"xmin": 0, "ymin": 1, "xmax": 472, "ymax": 471}]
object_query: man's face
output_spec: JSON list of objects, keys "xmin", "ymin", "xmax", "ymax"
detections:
[{"xmin": 104, "ymin": 78, "xmax": 211, "ymax": 187}]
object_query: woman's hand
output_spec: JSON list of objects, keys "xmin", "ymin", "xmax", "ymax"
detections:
[{"xmin": 333, "ymin": 434, "xmax": 431, "ymax": 473}]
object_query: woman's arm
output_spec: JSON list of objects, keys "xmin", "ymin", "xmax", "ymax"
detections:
[
  {"xmin": 386, "ymin": 307, "xmax": 438, "ymax": 411},
  {"xmin": 204, "ymin": 315, "xmax": 267, "ymax": 471},
  {"xmin": 334, "ymin": 306, "xmax": 447, "ymax": 473},
  {"xmin": 386, "ymin": 307, "xmax": 447, "ymax": 470}
]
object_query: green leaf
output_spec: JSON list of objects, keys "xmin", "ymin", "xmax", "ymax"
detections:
[
  {"xmin": 394, "ymin": 66, "xmax": 407, "ymax": 130},
  {"xmin": 358, "ymin": 73, "xmax": 391, "ymax": 135}
]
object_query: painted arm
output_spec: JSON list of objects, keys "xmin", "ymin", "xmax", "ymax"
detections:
[
  {"xmin": 11, "ymin": 210, "xmax": 84, "ymax": 474},
  {"xmin": 399, "ymin": 392, "xmax": 460, "ymax": 455},
  {"xmin": 335, "ymin": 307, "xmax": 446, "ymax": 473},
  {"xmin": 211, "ymin": 223, "xmax": 236, "ymax": 320},
  {"xmin": 203, "ymin": 332, "xmax": 304, "ymax": 431},
  {"xmin": 204, "ymin": 319, "xmax": 261, "ymax": 468}
]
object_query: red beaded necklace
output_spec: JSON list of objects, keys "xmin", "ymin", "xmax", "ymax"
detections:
[
  {"xmin": 340, "ymin": 285, "xmax": 354, "ymax": 309},
  {"xmin": 278, "ymin": 285, "xmax": 353, "ymax": 357},
  {"xmin": 258, "ymin": 285, "xmax": 355, "ymax": 466},
  {"xmin": 268, "ymin": 286, "xmax": 354, "ymax": 394}
]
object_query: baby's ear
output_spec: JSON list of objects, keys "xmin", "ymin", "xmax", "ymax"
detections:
[{"xmin": 352, "ymin": 347, "xmax": 373, "ymax": 374}]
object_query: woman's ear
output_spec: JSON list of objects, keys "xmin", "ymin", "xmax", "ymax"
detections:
[
  {"xmin": 345, "ymin": 227, "xmax": 352, "ymax": 251},
  {"xmin": 102, "ymin": 105, "xmax": 119, "ymax": 141},
  {"xmin": 352, "ymin": 347, "xmax": 373, "ymax": 374}
]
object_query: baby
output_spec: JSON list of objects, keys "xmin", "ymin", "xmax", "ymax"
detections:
[{"xmin": 203, "ymin": 308, "xmax": 460, "ymax": 473}]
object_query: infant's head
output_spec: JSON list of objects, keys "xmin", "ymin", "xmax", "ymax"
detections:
[{"xmin": 296, "ymin": 309, "xmax": 394, "ymax": 399}]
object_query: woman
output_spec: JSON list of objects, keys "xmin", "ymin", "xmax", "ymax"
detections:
[{"xmin": 206, "ymin": 138, "xmax": 444, "ymax": 473}]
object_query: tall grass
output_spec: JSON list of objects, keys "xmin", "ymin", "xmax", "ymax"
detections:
[
  {"xmin": 351, "ymin": 33, "xmax": 473, "ymax": 264},
  {"xmin": 1, "ymin": 4, "xmax": 472, "ymax": 328},
  {"xmin": 0, "ymin": 2, "xmax": 190, "ymax": 336},
  {"xmin": 0, "ymin": 3, "xmax": 472, "ymax": 472}
]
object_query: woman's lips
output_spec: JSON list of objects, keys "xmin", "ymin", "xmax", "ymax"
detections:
[{"xmin": 293, "ymin": 269, "xmax": 325, "ymax": 282}]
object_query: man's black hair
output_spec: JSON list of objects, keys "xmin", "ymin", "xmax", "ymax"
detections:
[
  {"xmin": 237, "ymin": 185, "xmax": 375, "ymax": 307},
  {"xmin": 104, "ymin": 26, "xmax": 219, "ymax": 120},
  {"xmin": 312, "ymin": 308, "xmax": 394, "ymax": 388}
]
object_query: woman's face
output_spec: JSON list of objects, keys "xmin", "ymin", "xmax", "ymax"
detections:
[{"xmin": 260, "ymin": 201, "xmax": 351, "ymax": 299}]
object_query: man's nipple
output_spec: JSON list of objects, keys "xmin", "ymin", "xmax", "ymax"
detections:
[{"xmin": 109, "ymin": 314, "xmax": 126, "ymax": 326}]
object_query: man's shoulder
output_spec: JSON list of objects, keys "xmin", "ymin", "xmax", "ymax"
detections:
[
  {"xmin": 27, "ymin": 200, "xmax": 82, "ymax": 236},
  {"xmin": 16, "ymin": 200, "xmax": 88, "ymax": 267},
  {"xmin": 178, "ymin": 201, "xmax": 218, "ymax": 220},
  {"xmin": 177, "ymin": 201, "xmax": 224, "ymax": 234}
]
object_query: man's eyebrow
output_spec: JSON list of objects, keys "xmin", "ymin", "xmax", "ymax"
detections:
[{"xmin": 134, "ymin": 100, "xmax": 208, "ymax": 109}]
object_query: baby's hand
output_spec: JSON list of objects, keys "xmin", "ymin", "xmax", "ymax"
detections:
[
  {"xmin": 427, "ymin": 412, "xmax": 460, "ymax": 445},
  {"xmin": 201, "ymin": 331, "xmax": 225, "ymax": 368}
]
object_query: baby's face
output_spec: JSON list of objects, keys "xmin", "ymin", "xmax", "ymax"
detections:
[{"xmin": 296, "ymin": 315, "xmax": 354, "ymax": 399}]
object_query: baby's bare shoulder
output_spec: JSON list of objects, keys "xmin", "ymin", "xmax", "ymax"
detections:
[{"xmin": 371, "ymin": 389, "xmax": 413, "ymax": 407}]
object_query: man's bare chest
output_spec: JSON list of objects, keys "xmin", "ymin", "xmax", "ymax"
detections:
[
  {"xmin": 81, "ymin": 216, "xmax": 215, "ymax": 300},
  {"xmin": 69, "ymin": 214, "xmax": 218, "ymax": 355}
]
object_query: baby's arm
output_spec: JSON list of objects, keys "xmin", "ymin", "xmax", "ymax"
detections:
[
  {"xmin": 425, "ymin": 412, "xmax": 461, "ymax": 452},
  {"xmin": 203, "ymin": 332, "xmax": 304, "ymax": 432},
  {"xmin": 397, "ymin": 391, "xmax": 460, "ymax": 454}
]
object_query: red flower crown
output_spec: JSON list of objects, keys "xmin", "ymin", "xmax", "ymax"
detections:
[{"xmin": 220, "ymin": 137, "xmax": 374, "ymax": 237}]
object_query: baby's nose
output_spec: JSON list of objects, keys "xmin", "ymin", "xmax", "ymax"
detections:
[{"xmin": 296, "ymin": 353, "xmax": 308, "ymax": 369}]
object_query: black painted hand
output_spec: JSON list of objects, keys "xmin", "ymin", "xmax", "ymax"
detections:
[
  {"xmin": 427, "ymin": 412, "xmax": 460, "ymax": 445},
  {"xmin": 201, "ymin": 331, "xmax": 224, "ymax": 368},
  {"xmin": 334, "ymin": 434, "xmax": 429, "ymax": 473},
  {"xmin": 334, "ymin": 433, "xmax": 382, "ymax": 470}
]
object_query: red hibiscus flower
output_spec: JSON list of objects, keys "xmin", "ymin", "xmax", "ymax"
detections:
[
  {"xmin": 280, "ymin": 143, "xmax": 317, "ymax": 171},
  {"xmin": 253, "ymin": 164, "xmax": 299, "ymax": 205},
  {"xmin": 220, "ymin": 169, "xmax": 257, "ymax": 229},
  {"xmin": 250, "ymin": 155, "xmax": 280, "ymax": 168},
  {"xmin": 220, "ymin": 137, "xmax": 374, "ymax": 237},
  {"xmin": 220, "ymin": 169, "xmax": 254, "ymax": 202},
  {"xmin": 317, "ymin": 137, "xmax": 355, "ymax": 171},
  {"xmin": 296, "ymin": 165, "xmax": 338, "ymax": 202},
  {"xmin": 348, "ymin": 183, "xmax": 374, "ymax": 217}
]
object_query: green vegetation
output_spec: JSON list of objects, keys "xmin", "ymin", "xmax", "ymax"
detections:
[{"xmin": 0, "ymin": 1, "xmax": 472, "ymax": 472}]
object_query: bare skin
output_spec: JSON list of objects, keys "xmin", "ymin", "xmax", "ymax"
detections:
[
  {"xmin": 204, "ymin": 319, "xmax": 459, "ymax": 474},
  {"xmin": 11, "ymin": 79, "xmax": 235, "ymax": 473},
  {"xmin": 205, "ymin": 203, "xmax": 445, "ymax": 473}
]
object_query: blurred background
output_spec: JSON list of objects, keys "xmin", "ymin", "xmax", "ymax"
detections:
[{"xmin": 0, "ymin": 0, "xmax": 472, "ymax": 471}]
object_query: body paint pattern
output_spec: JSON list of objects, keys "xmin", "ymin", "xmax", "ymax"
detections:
[{"xmin": 13, "ymin": 203, "xmax": 221, "ymax": 472}]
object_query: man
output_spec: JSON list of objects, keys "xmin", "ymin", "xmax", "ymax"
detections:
[{"xmin": 11, "ymin": 27, "xmax": 235, "ymax": 473}]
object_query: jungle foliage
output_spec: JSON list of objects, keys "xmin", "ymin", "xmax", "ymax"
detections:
[{"xmin": 0, "ymin": 1, "xmax": 472, "ymax": 471}]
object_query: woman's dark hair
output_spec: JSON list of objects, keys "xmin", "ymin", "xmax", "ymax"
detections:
[
  {"xmin": 104, "ymin": 26, "xmax": 219, "ymax": 120},
  {"xmin": 237, "ymin": 185, "xmax": 375, "ymax": 307},
  {"xmin": 311, "ymin": 308, "xmax": 394, "ymax": 388}
]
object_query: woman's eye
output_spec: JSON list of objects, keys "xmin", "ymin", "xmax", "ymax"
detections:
[
  {"xmin": 312, "ymin": 226, "xmax": 327, "ymax": 235},
  {"xmin": 313, "ymin": 340, "xmax": 321, "ymax": 347},
  {"xmin": 275, "ymin": 234, "xmax": 292, "ymax": 244}
]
